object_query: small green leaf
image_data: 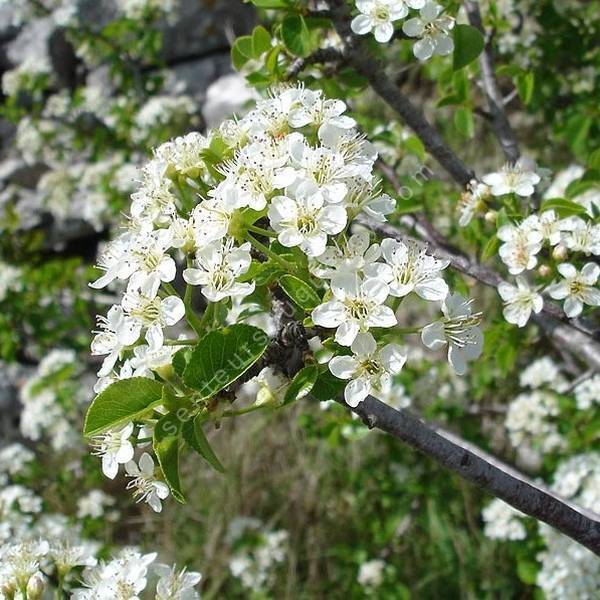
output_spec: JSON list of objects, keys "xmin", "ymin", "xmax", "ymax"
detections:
[
  {"xmin": 154, "ymin": 413, "xmax": 185, "ymax": 503},
  {"xmin": 231, "ymin": 35, "xmax": 254, "ymax": 71},
  {"xmin": 279, "ymin": 275, "xmax": 321, "ymax": 310},
  {"xmin": 587, "ymin": 148, "xmax": 600, "ymax": 170},
  {"xmin": 84, "ymin": 378, "xmax": 163, "ymax": 437},
  {"xmin": 252, "ymin": 25, "xmax": 271, "ymax": 56},
  {"xmin": 182, "ymin": 415, "xmax": 225, "ymax": 473},
  {"xmin": 481, "ymin": 235, "xmax": 499, "ymax": 261},
  {"xmin": 183, "ymin": 324, "xmax": 269, "ymax": 398},
  {"xmin": 539, "ymin": 197, "xmax": 587, "ymax": 217},
  {"xmin": 172, "ymin": 347, "xmax": 191, "ymax": 377},
  {"xmin": 454, "ymin": 107, "xmax": 475, "ymax": 138},
  {"xmin": 515, "ymin": 71, "xmax": 534, "ymax": 105},
  {"xmin": 281, "ymin": 15, "xmax": 311, "ymax": 57},
  {"xmin": 249, "ymin": 0, "xmax": 293, "ymax": 7},
  {"xmin": 283, "ymin": 365, "xmax": 319, "ymax": 405},
  {"xmin": 453, "ymin": 24, "xmax": 484, "ymax": 71},
  {"xmin": 311, "ymin": 370, "xmax": 345, "ymax": 403}
]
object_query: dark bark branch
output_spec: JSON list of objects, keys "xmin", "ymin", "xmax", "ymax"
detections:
[
  {"xmin": 343, "ymin": 395, "xmax": 600, "ymax": 554},
  {"xmin": 326, "ymin": 0, "xmax": 474, "ymax": 187},
  {"xmin": 285, "ymin": 47, "xmax": 343, "ymax": 80},
  {"xmin": 465, "ymin": 1, "xmax": 521, "ymax": 163}
]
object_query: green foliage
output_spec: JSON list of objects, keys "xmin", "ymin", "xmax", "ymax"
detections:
[
  {"xmin": 154, "ymin": 412, "xmax": 186, "ymax": 503},
  {"xmin": 183, "ymin": 325, "xmax": 269, "ymax": 398},
  {"xmin": 84, "ymin": 378, "xmax": 164, "ymax": 437},
  {"xmin": 452, "ymin": 24, "xmax": 484, "ymax": 70},
  {"xmin": 182, "ymin": 416, "xmax": 226, "ymax": 473},
  {"xmin": 283, "ymin": 365, "xmax": 319, "ymax": 405}
]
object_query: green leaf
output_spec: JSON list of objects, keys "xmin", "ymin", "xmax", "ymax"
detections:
[
  {"xmin": 84, "ymin": 378, "xmax": 163, "ymax": 437},
  {"xmin": 281, "ymin": 15, "xmax": 311, "ymax": 57},
  {"xmin": 183, "ymin": 324, "xmax": 269, "ymax": 398},
  {"xmin": 231, "ymin": 35, "xmax": 254, "ymax": 71},
  {"xmin": 311, "ymin": 370, "xmax": 345, "ymax": 403},
  {"xmin": 539, "ymin": 197, "xmax": 587, "ymax": 217},
  {"xmin": 249, "ymin": 0, "xmax": 293, "ymax": 7},
  {"xmin": 252, "ymin": 25, "xmax": 271, "ymax": 56},
  {"xmin": 564, "ymin": 114, "xmax": 592, "ymax": 158},
  {"xmin": 453, "ymin": 24, "xmax": 484, "ymax": 71},
  {"xmin": 481, "ymin": 235, "xmax": 499, "ymax": 261},
  {"xmin": 279, "ymin": 275, "xmax": 321, "ymax": 310},
  {"xmin": 283, "ymin": 365, "xmax": 319, "ymax": 405},
  {"xmin": 153, "ymin": 413, "xmax": 185, "ymax": 503},
  {"xmin": 172, "ymin": 347, "xmax": 191, "ymax": 377},
  {"xmin": 454, "ymin": 107, "xmax": 475, "ymax": 138},
  {"xmin": 515, "ymin": 71, "xmax": 534, "ymax": 105},
  {"xmin": 517, "ymin": 559, "xmax": 539, "ymax": 585},
  {"xmin": 587, "ymin": 148, "xmax": 600, "ymax": 170},
  {"xmin": 182, "ymin": 415, "xmax": 225, "ymax": 473}
]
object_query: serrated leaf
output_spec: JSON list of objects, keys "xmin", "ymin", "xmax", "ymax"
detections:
[
  {"xmin": 515, "ymin": 71, "xmax": 534, "ymax": 105},
  {"xmin": 283, "ymin": 365, "xmax": 318, "ymax": 405},
  {"xmin": 154, "ymin": 413, "xmax": 185, "ymax": 503},
  {"xmin": 84, "ymin": 378, "xmax": 163, "ymax": 437},
  {"xmin": 252, "ymin": 25, "xmax": 271, "ymax": 56},
  {"xmin": 281, "ymin": 14, "xmax": 311, "ymax": 57},
  {"xmin": 539, "ymin": 197, "xmax": 587, "ymax": 217},
  {"xmin": 183, "ymin": 324, "xmax": 269, "ymax": 398},
  {"xmin": 280, "ymin": 275, "xmax": 321, "ymax": 310},
  {"xmin": 182, "ymin": 415, "xmax": 225, "ymax": 473},
  {"xmin": 453, "ymin": 24, "xmax": 484, "ymax": 71}
]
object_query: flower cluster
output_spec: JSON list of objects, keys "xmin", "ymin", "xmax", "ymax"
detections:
[
  {"xmin": 462, "ymin": 159, "xmax": 600, "ymax": 325},
  {"xmin": 481, "ymin": 498, "xmax": 526, "ymax": 541},
  {"xmin": 88, "ymin": 84, "xmax": 482, "ymax": 510},
  {"xmin": 351, "ymin": 0, "xmax": 455, "ymax": 59}
]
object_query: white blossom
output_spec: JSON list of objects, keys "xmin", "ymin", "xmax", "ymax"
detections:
[
  {"xmin": 91, "ymin": 423, "xmax": 135, "ymax": 480},
  {"xmin": 351, "ymin": 0, "xmax": 411, "ymax": 44},
  {"xmin": 329, "ymin": 332, "xmax": 407, "ymax": 407},
  {"xmin": 498, "ymin": 276, "xmax": 543, "ymax": 327},
  {"xmin": 402, "ymin": 2, "xmax": 455, "ymax": 61},
  {"xmin": 482, "ymin": 160, "xmax": 541, "ymax": 197},
  {"xmin": 125, "ymin": 453, "xmax": 170, "ymax": 513},
  {"xmin": 421, "ymin": 293, "xmax": 483, "ymax": 375},
  {"xmin": 482, "ymin": 499, "xmax": 527, "ymax": 541},
  {"xmin": 546, "ymin": 262, "xmax": 600, "ymax": 318}
]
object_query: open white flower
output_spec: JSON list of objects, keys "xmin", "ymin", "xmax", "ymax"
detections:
[
  {"xmin": 91, "ymin": 305, "xmax": 141, "ymax": 377},
  {"xmin": 546, "ymin": 262, "xmax": 600, "ymax": 318},
  {"xmin": 529, "ymin": 210, "xmax": 568, "ymax": 246},
  {"xmin": 121, "ymin": 290, "xmax": 185, "ymax": 351},
  {"xmin": 329, "ymin": 332, "xmax": 407, "ymax": 407},
  {"xmin": 288, "ymin": 88, "xmax": 356, "ymax": 132},
  {"xmin": 155, "ymin": 564, "xmax": 202, "ymax": 600},
  {"xmin": 91, "ymin": 422, "xmax": 135, "ymax": 480},
  {"xmin": 482, "ymin": 160, "xmax": 541, "ymax": 197},
  {"xmin": 268, "ymin": 179, "xmax": 347, "ymax": 257},
  {"xmin": 497, "ymin": 222, "xmax": 543, "ymax": 274},
  {"xmin": 190, "ymin": 198, "xmax": 235, "ymax": 250},
  {"xmin": 312, "ymin": 231, "xmax": 381, "ymax": 278},
  {"xmin": 184, "ymin": 239, "xmax": 254, "ymax": 302},
  {"xmin": 458, "ymin": 180, "xmax": 490, "ymax": 227},
  {"xmin": 312, "ymin": 274, "xmax": 396, "ymax": 346},
  {"xmin": 351, "ymin": 0, "xmax": 411, "ymax": 43},
  {"xmin": 366, "ymin": 238, "xmax": 449, "ymax": 301},
  {"xmin": 421, "ymin": 293, "xmax": 483, "ymax": 375},
  {"xmin": 402, "ymin": 2, "xmax": 455, "ymax": 61},
  {"xmin": 498, "ymin": 276, "xmax": 544, "ymax": 327},
  {"xmin": 560, "ymin": 217, "xmax": 600, "ymax": 256},
  {"xmin": 125, "ymin": 453, "xmax": 170, "ymax": 513}
]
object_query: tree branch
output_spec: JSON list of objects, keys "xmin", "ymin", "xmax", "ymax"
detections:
[
  {"xmin": 465, "ymin": 1, "xmax": 521, "ymax": 163},
  {"xmin": 343, "ymin": 395, "xmax": 600, "ymax": 555}
]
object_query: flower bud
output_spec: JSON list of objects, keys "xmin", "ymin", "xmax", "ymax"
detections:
[
  {"xmin": 484, "ymin": 210, "xmax": 497, "ymax": 224},
  {"xmin": 538, "ymin": 264, "xmax": 551, "ymax": 277},
  {"xmin": 552, "ymin": 244, "xmax": 568, "ymax": 261},
  {"xmin": 1, "ymin": 581, "xmax": 16, "ymax": 600},
  {"xmin": 26, "ymin": 572, "xmax": 46, "ymax": 600}
]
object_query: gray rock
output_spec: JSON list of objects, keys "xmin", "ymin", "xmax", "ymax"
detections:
[{"xmin": 202, "ymin": 72, "xmax": 258, "ymax": 129}]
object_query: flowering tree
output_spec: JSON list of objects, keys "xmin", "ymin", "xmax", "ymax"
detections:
[{"xmin": 1, "ymin": 0, "xmax": 599, "ymax": 596}]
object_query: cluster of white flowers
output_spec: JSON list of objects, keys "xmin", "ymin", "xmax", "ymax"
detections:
[
  {"xmin": 1, "ymin": 56, "xmax": 51, "ymax": 99},
  {"xmin": 574, "ymin": 374, "xmax": 600, "ymax": 410},
  {"xmin": 228, "ymin": 519, "xmax": 288, "ymax": 593},
  {"xmin": 133, "ymin": 95, "xmax": 199, "ymax": 143},
  {"xmin": 357, "ymin": 558, "xmax": 387, "ymax": 588},
  {"xmin": 115, "ymin": 0, "xmax": 179, "ymax": 20},
  {"xmin": 481, "ymin": 498, "xmax": 526, "ymax": 541},
  {"xmin": 462, "ymin": 159, "xmax": 600, "ymax": 325},
  {"xmin": 18, "ymin": 349, "xmax": 86, "ymax": 451},
  {"xmin": 351, "ymin": 0, "xmax": 454, "ymax": 60},
  {"xmin": 536, "ymin": 453, "xmax": 600, "ymax": 599},
  {"xmin": 0, "ymin": 262, "xmax": 22, "ymax": 302},
  {"xmin": 89, "ymin": 84, "xmax": 482, "ymax": 507},
  {"xmin": 0, "ymin": 444, "xmax": 34, "ymax": 485}
]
